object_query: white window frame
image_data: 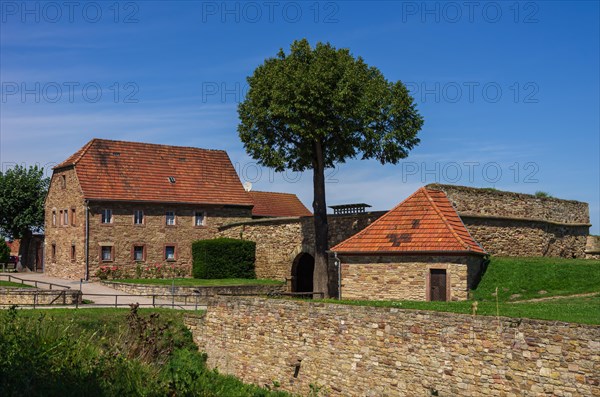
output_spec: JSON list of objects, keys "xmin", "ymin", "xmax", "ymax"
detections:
[
  {"xmin": 165, "ymin": 211, "xmax": 176, "ymax": 226},
  {"xmin": 101, "ymin": 209, "xmax": 112, "ymax": 224},
  {"xmin": 194, "ymin": 211, "xmax": 206, "ymax": 227},
  {"xmin": 134, "ymin": 210, "xmax": 144, "ymax": 225},
  {"xmin": 101, "ymin": 246, "xmax": 113, "ymax": 261},
  {"xmin": 165, "ymin": 245, "xmax": 175, "ymax": 260}
]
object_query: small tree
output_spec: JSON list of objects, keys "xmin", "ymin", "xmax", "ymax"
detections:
[
  {"xmin": 0, "ymin": 239, "xmax": 10, "ymax": 264},
  {"xmin": 238, "ymin": 39, "xmax": 423, "ymax": 296},
  {"xmin": 0, "ymin": 166, "xmax": 49, "ymax": 268}
]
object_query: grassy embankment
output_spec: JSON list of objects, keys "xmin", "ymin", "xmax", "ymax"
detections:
[
  {"xmin": 0, "ymin": 307, "xmax": 291, "ymax": 397},
  {"xmin": 322, "ymin": 257, "xmax": 600, "ymax": 325}
]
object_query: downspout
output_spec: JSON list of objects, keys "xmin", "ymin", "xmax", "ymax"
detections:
[
  {"xmin": 334, "ymin": 251, "xmax": 341, "ymax": 300},
  {"xmin": 84, "ymin": 200, "xmax": 90, "ymax": 281}
]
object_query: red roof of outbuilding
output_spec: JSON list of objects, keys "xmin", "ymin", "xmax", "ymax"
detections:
[
  {"xmin": 249, "ymin": 191, "xmax": 312, "ymax": 217},
  {"xmin": 331, "ymin": 187, "xmax": 486, "ymax": 255},
  {"xmin": 55, "ymin": 139, "xmax": 253, "ymax": 206}
]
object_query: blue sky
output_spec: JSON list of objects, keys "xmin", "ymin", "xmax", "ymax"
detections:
[{"xmin": 1, "ymin": 1, "xmax": 599, "ymax": 233}]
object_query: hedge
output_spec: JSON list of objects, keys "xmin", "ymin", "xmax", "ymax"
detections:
[{"xmin": 192, "ymin": 238, "xmax": 256, "ymax": 279}]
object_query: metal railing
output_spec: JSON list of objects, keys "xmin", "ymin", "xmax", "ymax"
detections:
[
  {"xmin": 73, "ymin": 293, "xmax": 206, "ymax": 310},
  {"xmin": 1, "ymin": 289, "xmax": 326, "ymax": 310},
  {"xmin": 0, "ymin": 274, "xmax": 71, "ymax": 290}
]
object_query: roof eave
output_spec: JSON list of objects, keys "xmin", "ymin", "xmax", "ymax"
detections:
[
  {"xmin": 330, "ymin": 249, "xmax": 487, "ymax": 256},
  {"xmin": 84, "ymin": 197, "xmax": 254, "ymax": 208}
]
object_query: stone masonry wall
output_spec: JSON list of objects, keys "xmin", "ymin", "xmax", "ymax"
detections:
[
  {"xmin": 462, "ymin": 217, "xmax": 589, "ymax": 258},
  {"xmin": 0, "ymin": 288, "xmax": 81, "ymax": 306},
  {"xmin": 86, "ymin": 202, "xmax": 252, "ymax": 280},
  {"xmin": 187, "ymin": 297, "xmax": 600, "ymax": 397},
  {"xmin": 101, "ymin": 281, "xmax": 285, "ymax": 302},
  {"xmin": 218, "ymin": 218, "xmax": 305, "ymax": 280},
  {"xmin": 44, "ymin": 167, "xmax": 87, "ymax": 279},
  {"xmin": 586, "ymin": 235, "xmax": 600, "ymax": 260},
  {"xmin": 430, "ymin": 184, "xmax": 590, "ymax": 224},
  {"xmin": 218, "ymin": 212, "xmax": 386, "ymax": 281},
  {"xmin": 340, "ymin": 255, "xmax": 483, "ymax": 301},
  {"xmin": 430, "ymin": 184, "xmax": 591, "ymax": 258}
]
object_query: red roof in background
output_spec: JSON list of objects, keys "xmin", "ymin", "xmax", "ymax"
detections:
[
  {"xmin": 55, "ymin": 139, "xmax": 253, "ymax": 206},
  {"xmin": 331, "ymin": 187, "xmax": 486, "ymax": 255},
  {"xmin": 249, "ymin": 191, "xmax": 312, "ymax": 217},
  {"xmin": 6, "ymin": 240, "xmax": 20, "ymax": 255}
]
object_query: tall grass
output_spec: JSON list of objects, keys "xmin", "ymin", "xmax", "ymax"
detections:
[{"xmin": 0, "ymin": 306, "xmax": 290, "ymax": 397}]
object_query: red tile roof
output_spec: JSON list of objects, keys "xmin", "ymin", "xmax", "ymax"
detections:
[
  {"xmin": 7, "ymin": 240, "xmax": 20, "ymax": 255},
  {"xmin": 55, "ymin": 139, "xmax": 254, "ymax": 206},
  {"xmin": 249, "ymin": 191, "xmax": 312, "ymax": 217},
  {"xmin": 331, "ymin": 187, "xmax": 486, "ymax": 255}
]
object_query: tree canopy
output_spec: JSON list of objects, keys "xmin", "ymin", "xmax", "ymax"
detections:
[
  {"xmin": 238, "ymin": 39, "xmax": 424, "ymax": 297},
  {"xmin": 0, "ymin": 165, "xmax": 48, "ymax": 240},
  {"xmin": 238, "ymin": 39, "xmax": 423, "ymax": 172}
]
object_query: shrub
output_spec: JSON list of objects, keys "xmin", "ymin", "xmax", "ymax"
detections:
[
  {"xmin": 95, "ymin": 265, "xmax": 125, "ymax": 280},
  {"xmin": 0, "ymin": 239, "xmax": 9, "ymax": 263},
  {"xmin": 534, "ymin": 191, "xmax": 552, "ymax": 198},
  {"xmin": 192, "ymin": 238, "xmax": 256, "ymax": 279}
]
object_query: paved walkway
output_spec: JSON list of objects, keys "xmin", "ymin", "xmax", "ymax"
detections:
[{"xmin": 1, "ymin": 272, "xmax": 203, "ymax": 310}]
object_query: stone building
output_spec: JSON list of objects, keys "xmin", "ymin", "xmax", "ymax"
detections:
[
  {"xmin": 331, "ymin": 187, "xmax": 487, "ymax": 301},
  {"xmin": 44, "ymin": 139, "xmax": 309, "ymax": 280}
]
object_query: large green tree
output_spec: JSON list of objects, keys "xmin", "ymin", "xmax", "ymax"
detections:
[
  {"xmin": 0, "ymin": 165, "xmax": 49, "ymax": 268},
  {"xmin": 238, "ymin": 39, "xmax": 423, "ymax": 297}
]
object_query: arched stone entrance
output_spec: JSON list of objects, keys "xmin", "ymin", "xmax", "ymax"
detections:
[{"xmin": 291, "ymin": 253, "xmax": 314, "ymax": 293}]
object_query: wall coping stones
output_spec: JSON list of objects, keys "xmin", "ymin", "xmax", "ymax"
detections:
[
  {"xmin": 428, "ymin": 183, "xmax": 588, "ymax": 205},
  {"xmin": 459, "ymin": 213, "xmax": 592, "ymax": 227},
  {"xmin": 219, "ymin": 211, "xmax": 389, "ymax": 231},
  {"xmin": 203, "ymin": 295, "xmax": 600, "ymax": 328}
]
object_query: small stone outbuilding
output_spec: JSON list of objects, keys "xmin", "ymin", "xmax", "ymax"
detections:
[{"xmin": 331, "ymin": 187, "xmax": 487, "ymax": 301}]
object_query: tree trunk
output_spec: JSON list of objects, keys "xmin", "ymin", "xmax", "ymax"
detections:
[
  {"xmin": 18, "ymin": 229, "xmax": 33, "ymax": 271},
  {"xmin": 312, "ymin": 139, "xmax": 330, "ymax": 298}
]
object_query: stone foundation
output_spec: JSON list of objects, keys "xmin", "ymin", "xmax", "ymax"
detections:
[
  {"xmin": 187, "ymin": 297, "xmax": 600, "ymax": 397},
  {"xmin": 0, "ymin": 288, "xmax": 82, "ymax": 306}
]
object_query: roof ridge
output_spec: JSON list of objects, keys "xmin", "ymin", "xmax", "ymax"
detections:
[
  {"xmin": 88, "ymin": 138, "xmax": 227, "ymax": 153},
  {"xmin": 331, "ymin": 187, "xmax": 426, "ymax": 251},
  {"xmin": 423, "ymin": 188, "xmax": 474, "ymax": 252},
  {"xmin": 251, "ymin": 190, "xmax": 298, "ymax": 195},
  {"xmin": 71, "ymin": 138, "xmax": 97, "ymax": 166}
]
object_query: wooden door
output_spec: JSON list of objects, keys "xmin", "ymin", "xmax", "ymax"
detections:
[{"xmin": 430, "ymin": 269, "xmax": 447, "ymax": 301}]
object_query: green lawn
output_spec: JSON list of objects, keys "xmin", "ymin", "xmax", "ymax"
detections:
[
  {"xmin": 319, "ymin": 294, "xmax": 600, "ymax": 325},
  {"xmin": 0, "ymin": 280, "xmax": 34, "ymax": 288},
  {"xmin": 472, "ymin": 256, "xmax": 600, "ymax": 302},
  {"xmin": 317, "ymin": 256, "xmax": 600, "ymax": 325},
  {"xmin": 111, "ymin": 278, "xmax": 284, "ymax": 287}
]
